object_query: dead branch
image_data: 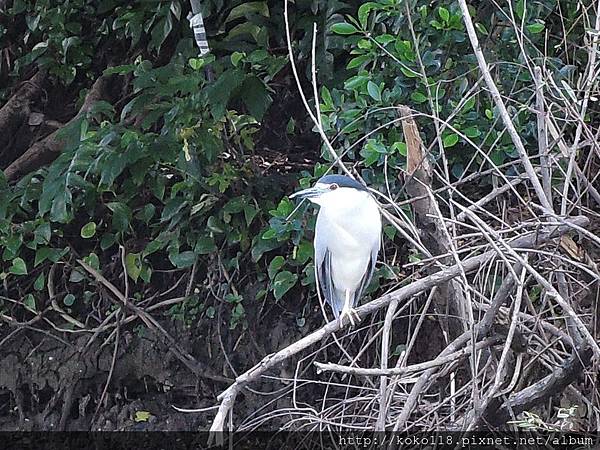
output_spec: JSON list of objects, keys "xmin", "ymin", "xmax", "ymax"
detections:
[
  {"xmin": 314, "ymin": 335, "xmax": 503, "ymax": 377},
  {"xmin": 376, "ymin": 299, "xmax": 399, "ymax": 429},
  {"xmin": 208, "ymin": 216, "xmax": 589, "ymax": 437},
  {"xmin": 455, "ymin": 175, "xmax": 527, "ymax": 222},
  {"xmin": 400, "ymin": 105, "xmax": 469, "ymax": 338},
  {"xmin": 457, "ymin": 0, "xmax": 552, "ymax": 211},
  {"xmin": 483, "ymin": 345, "xmax": 593, "ymax": 426},
  {"xmin": 0, "ymin": 70, "xmax": 46, "ymax": 163},
  {"xmin": 4, "ymin": 75, "xmax": 116, "ymax": 182},
  {"xmin": 77, "ymin": 259, "xmax": 231, "ymax": 384},
  {"xmin": 534, "ymin": 66, "xmax": 552, "ymax": 203}
]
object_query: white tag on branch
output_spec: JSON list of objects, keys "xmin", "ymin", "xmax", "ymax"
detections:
[{"xmin": 187, "ymin": 11, "xmax": 210, "ymax": 56}]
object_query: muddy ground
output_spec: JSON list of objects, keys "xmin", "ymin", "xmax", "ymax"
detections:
[{"xmin": 0, "ymin": 289, "xmax": 448, "ymax": 432}]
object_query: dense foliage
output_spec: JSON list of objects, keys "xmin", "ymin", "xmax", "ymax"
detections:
[{"xmin": 0, "ymin": 0, "xmax": 595, "ymax": 329}]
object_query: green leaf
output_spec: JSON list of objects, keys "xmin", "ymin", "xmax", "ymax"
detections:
[
  {"xmin": 188, "ymin": 58, "xmax": 205, "ymax": 70},
  {"xmin": 100, "ymin": 233, "xmax": 117, "ymax": 250},
  {"xmin": 268, "ymin": 256, "xmax": 285, "ymax": 279},
  {"xmin": 251, "ymin": 235, "xmax": 280, "ymax": 262},
  {"xmin": 367, "ymin": 81, "xmax": 382, "ymax": 101},
  {"xmin": 272, "ymin": 271, "xmax": 298, "ymax": 300},
  {"xmin": 26, "ymin": 14, "xmax": 40, "ymax": 31},
  {"xmin": 134, "ymin": 411, "xmax": 151, "ymax": 422},
  {"xmin": 50, "ymin": 190, "xmax": 71, "ymax": 223},
  {"xmin": 375, "ymin": 34, "xmax": 395, "ymax": 45},
  {"xmin": 10, "ymin": 257, "xmax": 27, "ymax": 275},
  {"xmin": 358, "ymin": 2, "xmax": 380, "ymax": 28},
  {"xmin": 475, "ymin": 22, "xmax": 488, "ymax": 35},
  {"xmin": 331, "ymin": 22, "xmax": 359, "ymax": 35},
  {"xmin": 464, "ymin": 126, "xmax": 482, "ymax": 138},
  {"xmin": 161, "ymin": 197, "xmax": 187, "ymax": 222},
  {"xmin": 230, "ymin": 51, "xmax": 245, "ymax": 67},
  {"xmin": 34, "ymin": 223, "xmax": 51, "ymax": 245},
  {"xmin": 452, "ymin": 163, "xmax": 465, "ymax": 179},
  {"xmin": 136, "ymin": 204, "xmax": 156, "ymax": 224},
  {"xmin": 346, "ymin": 55, "xmax": 371, "ymax": 70},
  {"xmin": 150, "ymin": 14, "xmax": 173, "ymax": 51},
  {"xmin": 344, "ymin": 75, "xmax": 369, "ymax": 90},
  {"xmin": 143, "ymin": 239, "xmax": 165, "ymax": 258},
  {"xmin": 392, "ymin": 142, "xmax": 407, "ymax": 156},
  {"xmin": 34, "ymin": 247, "xmax": 65, "ymax": 267},
  {"xmin": 383, "ymin": 224, "xmax": 397, "ymax": 240},
  {"xmin": 205, "ymin": 69, "xmax": 245, "ymax": 120},
  {"xmin": 106, "ymin": 202, "xmax": 132, "ymax": 233},
  {"xmin": 360, "ymin": 140, "xmax": 387, "ymax": 167},
  {"xmin": 515, "ymin": 0, "xmax": 525, "ymax": 19},
  {"xmin": 286, "ymin": 118, "xmax": 296, "ymax": 134},
  {"xmin": 248, "ymin": 49, "xmax": 268, "ymax": 63},
  {"xmin": 225, "ymin": 1, "xmax": 269, "ymax": 22},
  {"xmin": 125, "ymin": 253, "xmax": 142, "ymax": 282},
  {"xmin": 400, "ymin": 67, "xmax": 420, "ymax": 78},
  {"xmin": 430, "ymin": 19, "xmax": 443, "ymax": 30},
  {"xmin": 410, "ymin": 92, "xmax": 428, "ymax": 104},
  {"xmin": 491, "ymin": 150, "xmax": 506, "ymax": 166},
  {"xmin": 139, "ymin": 265, "xmax": 152, "ymax": 283},
  {"xmin": 225, "ymin": 22, "xmax": 262, "ymax": 42},
  {"xmin": 294, "ymin": 241, "xmax": 313, "ymax": 265},
  {"xmin": 241, "ymin": 76, "xmax": 272, "ymax": 120},
  {"xmin": 320, "ymin": 86, "xmax": 333, "ymax": 109},
  {"xmin": 149, "ymin": 177, "xmax": 165, "ymax": 201},
  {"xmin": 206, "ymin": 216, "xmax": 224, "ymax": 233},
  {"xmin": 243, "ymin": 204, "xmax": 258, "ymax": 226},
  {"xmin": 527, "ymin": 22, "xmax": 545, "ymax": 34},
  {"xmin": 206, "ymin": 306, "xmax": 216, "ymax": 318},
  {"xmin": 69, "ymin": 269, "xmax": 85, "ymax": 283},
  {"xmin": 443, "ymin": 134, "xmax": 460, "ymax": 147},
  {"xmin": 227, "ymin": 294, "xmax": 242, "ymax": 305},
  {"xmin": 63, "ymin": 293, "xmax": 76, "ymax": 307},
  {"xmin": 169, "ymin": 250, "xmax": 196, "ymax": 268},
  {"xmin": 80, "ymin": 222, "xmax": 97, "ymax": 239},
  {"xmin": 195, "ymin": 235, "xmax": 216, "ymax": 254},
  {"xmin": 462, "ymin": 96, "xmax": 476, "ymax": 112},
  {"xmin": 3, "ymin": 234, "xmax": 22, "ymax": 260},
  {"xmin": 34, "ymin": 272, "xmax": 45, "ymax": 291},
  {"xmin": 104, "ymin": 64, "xmax": 137, "ymax": 75},
  {"xmin": 269, "ymin": 198, "xmax": 294, "ymax": 217},
  {"xmin": 23, "ymin": 294, "xmax": 36, "ymax": 311},
  {"xmin": 84, "ymin": 252, "xmax": 100, "ymax": 270},
  {"xmin": 438, "ymin": 7, "xmax": 450, "ymax": 22}
]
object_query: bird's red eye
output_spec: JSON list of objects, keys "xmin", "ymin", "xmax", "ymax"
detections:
[{"xmin": 329, "ymin": 184, "xmax": 339, "ymax": 190}]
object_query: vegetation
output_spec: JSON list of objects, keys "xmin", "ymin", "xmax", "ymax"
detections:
[{"xmin": 0, "ymin": 0, "xmax": 598, "ymax": 435}]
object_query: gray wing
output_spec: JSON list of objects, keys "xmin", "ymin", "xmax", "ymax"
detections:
[{"xmin": 351, "ymin": 235, "xmax": 380, "ymax": 308}]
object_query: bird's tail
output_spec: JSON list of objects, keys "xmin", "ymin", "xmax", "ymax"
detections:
[{"xmin": 328, "ymin": 288, "xmax": 350, "ymax": 319}]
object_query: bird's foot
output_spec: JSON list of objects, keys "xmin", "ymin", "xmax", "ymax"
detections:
[{"xmin": 338, "ymin": 307, "xmax": 361, "ymax": 327}]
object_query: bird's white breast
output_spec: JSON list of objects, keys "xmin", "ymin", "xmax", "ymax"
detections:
[{"xmin": 315, "ymin": 188, "xmax": 381, "ymax": 290}]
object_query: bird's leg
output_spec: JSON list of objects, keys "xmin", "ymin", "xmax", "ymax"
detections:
[{"xmin": 339, "ymin": 290, "xmax": 361, "ymax": 327}]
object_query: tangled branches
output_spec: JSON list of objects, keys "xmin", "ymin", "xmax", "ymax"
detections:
[{"xmin": 206, "ymin": 0, "xmax": 600, "ymax": 437}]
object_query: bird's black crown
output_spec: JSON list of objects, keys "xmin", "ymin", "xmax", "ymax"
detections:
[{"xmin": 318, "ymin": 175, "xmax": 368, "ymax": 192}]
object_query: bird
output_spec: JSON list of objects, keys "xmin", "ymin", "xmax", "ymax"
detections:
[{"xmin": 290, "ymin": 174, "xmax": 382, "ymax": 326}]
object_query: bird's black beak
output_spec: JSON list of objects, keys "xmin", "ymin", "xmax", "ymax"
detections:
[{"xmin": 289, "ymin": 186, "xmax": 326, "ymax": 200}]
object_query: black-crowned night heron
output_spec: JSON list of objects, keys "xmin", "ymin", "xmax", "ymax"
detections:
[{"xmin": 290, "ymin": 175, "xmax": 382, "ymax": 326}]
